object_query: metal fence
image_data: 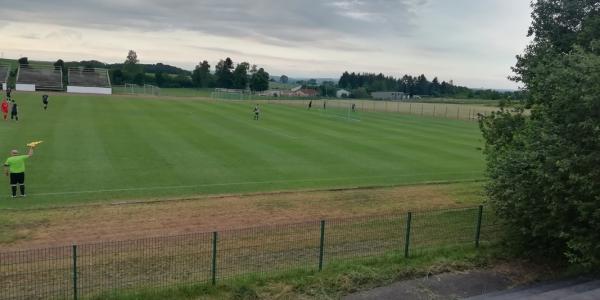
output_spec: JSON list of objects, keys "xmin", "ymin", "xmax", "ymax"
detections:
[
  {"xmin": 0, "ymin": 206, "xmax": 501, "ymax": 300},
  {"xmin": 247, "ymin": 99, "xmax": 500, "ymax": 122}
]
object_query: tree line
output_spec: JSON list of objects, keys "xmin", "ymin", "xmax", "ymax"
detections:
[
  {"xmin": 338, "ymin": 71, "xmax": 523, "ymax": 100},
  {"xmin": 44, "ymin": 50, "xmax": 271, "ymax": 91}
]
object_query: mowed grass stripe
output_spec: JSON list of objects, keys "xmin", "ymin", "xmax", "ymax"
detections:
[
  {"xmin": 163, "ymin": 101, "xmax": 478, "ymax": 180},
  {"xmin": 0, "ymin": 94, "xmax": 484, "ymax": 208},
  {"xmin": 251, "ymin": 103, "xmax": 483, "ymax": 172},
  {"xmin": 204, "ymin": 103, "xmax": 402, "ymax": 172},
  {"xmin": 212, "ymin": 102, "xmax": 427, "ymax": 174}
]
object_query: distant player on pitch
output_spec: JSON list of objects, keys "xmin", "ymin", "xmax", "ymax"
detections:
[
  {"xmin": 253, "ymin": 104, "xmax": 261, "ymax": 120},
  {"xmin": 42, "ymin": 94, "xmax": 49, "ymax": 110},
  {"xmin": 4, "ymin": 146, "xmax": 34, "ymax": 198},
  {"xmin": 10, "ymin": 99, "xmax": 19, "ymax": 121},
  {"xmin": 1, "ymin": 98, "xmax": 8, "ymax": 120}
]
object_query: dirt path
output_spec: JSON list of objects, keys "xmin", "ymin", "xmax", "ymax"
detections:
[{"xmin": 0, "ymin": 182, "xmax": 483, "ymax": 251}]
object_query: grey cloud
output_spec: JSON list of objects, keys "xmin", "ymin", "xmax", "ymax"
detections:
[
  {"xmin": 45, "ymin": 30, "xmax": 83, "ymax": 41},
  {"xmin": 18, "ymin": 33, "xmax": 42, "ymax": 39},
  {"xmin": 0, "ymin": 0, "xmax": 427, "ymax": 50},
  {"xmin": 186, "ymin": 45, "xmax": 346, "ymax": 65}
]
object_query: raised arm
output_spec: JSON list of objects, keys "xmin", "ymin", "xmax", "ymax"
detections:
[{"xmin": 27, "ymin": 147, "xmax": 34, "ymax": 157}]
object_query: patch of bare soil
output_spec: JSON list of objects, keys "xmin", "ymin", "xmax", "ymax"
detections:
[{"xmin": 1, "ymin": 183, "xmax": 479, "ymax": 251}]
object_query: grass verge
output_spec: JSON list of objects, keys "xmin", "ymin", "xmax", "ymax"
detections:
[{"xmin": 94, "ymin": 244, "xmax": 500, "ymax": 300}]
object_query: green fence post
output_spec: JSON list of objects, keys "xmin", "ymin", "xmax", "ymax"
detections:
[
  {"xmin": 211, "ymin": 231, "xmax": 218, "ymax": 285},
  {"xmin": 404, "ymin": 212, "xmax": 412, "ymax": 258},
  {"xmin": 72, "ymin": 244, "xmax": 78, "ymax": 300},
  {"xmin": 475, "ymin": 205, "xmax": 483, "ymax": 248},
  {"xmin": 318, "ymin": 220, "xmax": 326, "ymax": 271}
]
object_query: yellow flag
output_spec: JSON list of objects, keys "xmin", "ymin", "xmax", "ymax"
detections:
[{"xmin": 26, "ymin": 141, "xmax": 43, "ymax": 147}]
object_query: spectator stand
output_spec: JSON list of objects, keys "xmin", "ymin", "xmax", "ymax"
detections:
[
  {"xmin": 16, "ymin": 64, "xmax": 63, "ymax": 91},
  {"xmin": 67, "ymin": 67, "xmax": 112, "ymax": 95},
  {"xmin": 0, "ymin": 64, "xmax": 9, "ymax": 91}
]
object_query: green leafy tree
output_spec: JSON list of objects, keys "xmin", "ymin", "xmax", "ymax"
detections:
[
  {"xmin": 250, "ymin": 64, "xmax": 258, "ymax": 74},
  {"xmin": 17, "ymin": 57, "xmax": 28, "ymax": 66},
  {"xmin": 249, "ymin": 68, "xmax": 269, "ymax": 91},
  {"xmin": 350, "ymin": 87, "xmax": 368, "ymax": 98},
  {"xmin": 54, "ymin": 59, "xmax": 66, "ymax": 85},
  {"xmin": 133, "ymin": 72, "xmax": 145, "ymax": 85},
  {"xmin": 110, "ymin": 69, "xmax": 125, "ymax": 85},
  {"xmin": 280, "ymin": 75, "xmax": 289, "ymax": 83},
  {"xmin": 191, "ymin": 60, "xmax": 212, "ymax": 88},
  {"xmin": 123, "ymin": 50, "xmax": 143, "ymax": 79},
  {"xmin": 155, "ymin": 71, "xmax": 165, "ymax": 87},
  {"xmin": 215, "ymin": 57, "xmax": 234, "ymax": 88},
  {"xmin": 232, "ymin": 62, "xmax": 250, "ymax": 89},
  {"xmin": 319, "ymin": 81, "xmax": 336, "ymax": 97},
  {"xmin": 480, "ymin": 0, "xmax": 600, "ymax": 266},
  {"xmin": 53, "ymin": 59, "xmax": 64, "ymax": 70}
]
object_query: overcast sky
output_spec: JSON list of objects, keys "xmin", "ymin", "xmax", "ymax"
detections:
[{"xmin": 0, "ymin": 0, "xmax": 532, "ymax": 89}]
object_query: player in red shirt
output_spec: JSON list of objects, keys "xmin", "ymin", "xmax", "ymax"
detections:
[{"xmin": 1, "ymin": 98, "xmax": 8, "ymax": 120}]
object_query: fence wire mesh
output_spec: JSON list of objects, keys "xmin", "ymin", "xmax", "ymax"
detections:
[
  {"xmin": 251, "ymin": 99, "xmax": 500, "ymax": 121},
  {"xmin": 0, "ymin": 246, "xmax": 73, "ymax": 300},
  {"xmin": 0, "ymin": 206, "xmax": 500, "ymax": 299}
]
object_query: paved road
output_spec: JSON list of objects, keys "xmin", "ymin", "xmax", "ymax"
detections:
[{"xmin": 345, "ymin": 270, "xmax": 514, "ymax": 300}]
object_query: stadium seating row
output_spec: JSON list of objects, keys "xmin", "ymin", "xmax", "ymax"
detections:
[
  {"xmin": 16, "ymin": 66, "xmax": 63, "ymax": 90},
  {"xmin": 68, "ymin": 68, "xmax": 111, "ymax": 88},
  {"xmin": 11, "ymin": 65, "xmax": 111, "ymax": 93}
]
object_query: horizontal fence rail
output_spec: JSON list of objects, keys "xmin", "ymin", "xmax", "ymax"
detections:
[
  {"xmin": 0, "ymin": 205, "xmax": 501, "ymax": 299},
  {"xmin": 222, "ymin": 98, "xmax": 501, "ymax": 122}
]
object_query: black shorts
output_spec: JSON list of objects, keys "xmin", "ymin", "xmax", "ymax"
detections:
[{"xmin": 10, "ymin": 172, "xmax": 25, "ymax": 185}]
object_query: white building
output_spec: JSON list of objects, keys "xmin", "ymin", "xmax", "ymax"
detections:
[
  {"xmin": 371, "ymin": 91, "xmax": 407, "ymax": 100},
  {"xmin": 336, "ymin": 89, "xmax": 350, "ymax": 98}
]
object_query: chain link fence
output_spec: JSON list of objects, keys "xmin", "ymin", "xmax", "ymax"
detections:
[
  {"xmin": 245, "ymin": 99, "xmax": 500, "ymax": 122},
  {"xmin": 0, "ymin": 206, "xmax": 501, "ymax": 300}
]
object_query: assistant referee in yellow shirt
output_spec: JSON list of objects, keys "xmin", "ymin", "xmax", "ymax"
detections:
[{"xmin": 4, "ymin": 147, "xmax": 34, "ymax": 198}]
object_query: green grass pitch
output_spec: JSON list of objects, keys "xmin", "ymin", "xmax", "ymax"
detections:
[{"xmin": 0, "ymin": 93, "xmax": 485, "ymax": 209}]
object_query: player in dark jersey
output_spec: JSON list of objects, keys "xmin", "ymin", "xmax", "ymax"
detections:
[
  {"xmin": 352, "ymin": 103, "xmax": 356, "ymax": 112},
  {"xmin": 42, "ymin": 94, "xmax": 49, "ymax": 110},
  {"xmin": 10, "ymin": 100, "xmax": 18, "ymax": 121},
  {"xmin": 6, "ymin": 87, "xmax": 11, "ymax": 100},
  {"xmin": 308, "ymin": 100, "xmax": 312, "ymax": 110}
]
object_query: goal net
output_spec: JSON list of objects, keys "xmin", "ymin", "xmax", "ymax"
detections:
[
  {"xmin": 210, "ymin": 88, "xmax": 251, "ymax": 101},
  {"xmin": 317, "ymin": 100, "xmax": 361, "ymax": 121},
  {"xmin": 123, "ymin": 83, "xmax": 161, "ymax": 96}
]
